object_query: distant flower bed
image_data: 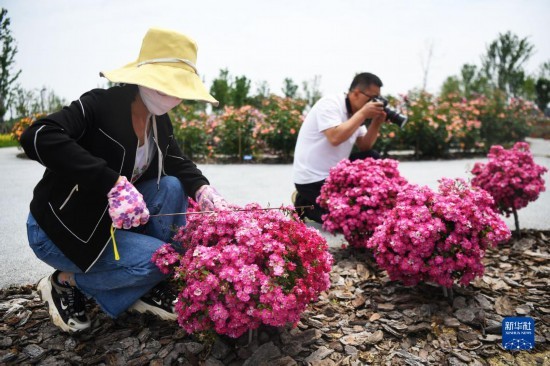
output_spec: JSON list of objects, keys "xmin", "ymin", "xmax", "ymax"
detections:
[
  {"xmin": 10, "ymin": 114, "xmax": 46, "ymax": 144},
  {"xmin": 170, "ymin": 91, "xmax": 547, "ymax": 162},
  {"xmin": 0, "ymin": 134, "xmax": 18, "ymax": 148},
  {"xmin": 10, "ymin": 91, "xmax": 546, "ymax": 162},
  {"xmin": 170, "ymin": 95, "xmax": 305, "ymax": 163}
]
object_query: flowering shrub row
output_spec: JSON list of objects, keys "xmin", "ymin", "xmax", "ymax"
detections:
[
  {"xmin": 319, "ymin": 158, "xmax": 514, "ymax": 288},
  {"xmin": 12, "ymin": 92, "xmax": 546, "ymax": 161},
  {"xmin": 170, "ymin": 95, "xmax": 305, "ymax": 162},
  {"xmin": 152, "ymin": 201, "xmax": 332, "ymax": 338},
  {"xmin": 175, "ymin": 91, "xmax": 545, "ymax": 161},
  {"xmin": 377, "ymin": 91, "xmax": 545, "ymax": 159}
]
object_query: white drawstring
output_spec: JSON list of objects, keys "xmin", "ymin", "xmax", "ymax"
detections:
[{"xmin": 152, "ymin": 115, "xmax": 163, "ymax": 190}]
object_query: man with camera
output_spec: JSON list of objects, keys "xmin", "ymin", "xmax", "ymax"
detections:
[{"xmin": 292, "ymin": 72, "xmax": 405, "ymax": 223}]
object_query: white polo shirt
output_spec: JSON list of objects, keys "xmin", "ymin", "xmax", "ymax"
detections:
[{"xmin": 293, "ymin": 93, "xmax": 367, "ymax": 184}]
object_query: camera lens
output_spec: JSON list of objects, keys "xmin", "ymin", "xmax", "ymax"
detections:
[
  {"xmin": 369, "ymin": 96, "xmax": 408, "ymax": 128},
  {"xmin": 385, "ymin": 108, "xmax": 408, "ymax": 128}
]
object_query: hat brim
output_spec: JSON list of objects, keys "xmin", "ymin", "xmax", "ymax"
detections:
[{"xmin": 101, "ymin": 62, "xmax": 219, "ymax": 106}]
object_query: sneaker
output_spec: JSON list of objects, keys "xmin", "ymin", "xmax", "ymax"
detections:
[
  {"xmin": 129, "ymin": 282, "xmax": 178, "ymax": 321},
  {"xmin": 37, "ymin": 271, "xmax": 91, "ymax": 332}
]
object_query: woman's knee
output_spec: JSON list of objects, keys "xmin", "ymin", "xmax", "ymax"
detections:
[
  {"xmin": 160, "ymin": 176, "xmax": 185, "ymax": 196},
  {"xmin": 126, "ymin": 256, "xmax": 167, "ymax": 283}
]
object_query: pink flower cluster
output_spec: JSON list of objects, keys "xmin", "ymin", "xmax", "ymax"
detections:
[
  {"xmin": 318, "ymin": 158, "xmax": 408, "ymax": 247},
  {"xmin": 152, "ymin": 202, "xmax": 333, "ymax": 338},
  {"xmin": 367, "ymin": 179, "xmax": 511, "ymax": 287},
  {"xmin": 471, "ymin": 142, "xmax": 547, "ymax": 216}
]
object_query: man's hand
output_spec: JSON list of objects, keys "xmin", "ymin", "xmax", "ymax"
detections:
[{"xmin": 360, "ymin": 101, "xmax": 386, "ymax": 120}]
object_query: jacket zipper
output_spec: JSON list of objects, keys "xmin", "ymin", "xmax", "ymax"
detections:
[{"xmin": 59, "ymin": 184, "xmax": 79, "ymax": 210}]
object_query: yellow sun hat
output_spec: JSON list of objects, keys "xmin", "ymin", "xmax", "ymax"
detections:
[{"xmin": 100, "ymin": 27, "xmax": 218, "ymax": 106}]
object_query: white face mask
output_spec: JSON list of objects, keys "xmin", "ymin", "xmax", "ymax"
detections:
[{"xmin": 138, "ymin": 86, "xmax": 182, "ymax": 115}]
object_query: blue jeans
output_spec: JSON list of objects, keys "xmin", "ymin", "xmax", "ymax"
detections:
[{"xmin": 26, "ymin": 176, "xmax": 187, "ymax": 317}]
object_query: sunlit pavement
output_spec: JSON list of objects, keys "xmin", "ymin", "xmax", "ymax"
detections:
[{"xmin": 1, "ymin": 138, "xmax": 549, "ymax": 288}]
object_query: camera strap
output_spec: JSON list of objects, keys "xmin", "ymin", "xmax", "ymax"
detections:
[{"xmin": 345, "ymin": 96, "xmax": 352, "ymax": 118}]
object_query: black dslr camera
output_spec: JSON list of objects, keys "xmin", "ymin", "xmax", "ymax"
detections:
[{"xmin": 371, "ymin": 96, "xmax": 408, "ymax": 128}]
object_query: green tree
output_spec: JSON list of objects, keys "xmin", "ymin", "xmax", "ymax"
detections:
[
  {"xmin": 255, "ymin": 80, "xmax": 270, "ymax": 98},
  {"xmin": 302, "ymin": 75, "xmax": 322, "ymax": 108},
  {"xmin": 535, "ymin": 79, "xmax": 550, "ymax": 112},
  {"xmin": 440, "ymin": 64, "xmax": 487, "ymax": 98},
  {"xmin": 282, "ymin": 77, "xmax": 298, "ymax": 99},
  {"xmin": 209, "ymin": 69, "xmax": 231, "ymax": 109},
  {"xmin": 11, "ymin": 85, "xmax": 66, "ymax": 118},
  {"xmin": 440, "ymin": 76, "xmax": 461, "ymax": 97},
  {"xmin": 246, "ymin": 80, "xmax": 270, "ymax": 109},
  {"xmin": 481, "ymin": 31, "xmax": 535, "ymax": 97},
  {"xmin": 0, "ymin": 8, "xmax": 22, "ymax": 127},
  {"xmin": 535, "ymin": 61, "xmax": 550, "ymax": 112},
  {"xmin": 460, "ymin": 64, "xmax": 478, "ymax": 97},
  {"xmin": 209, "ymin": 69, "xmax": 252, "ymax": 109},
  {"xmin": 231, "ymin": 75, "xmax": 250, "ymax": 108},
  {"xmin": 540, "ymin": 61, "xmax": 550, "ymax": 79}
]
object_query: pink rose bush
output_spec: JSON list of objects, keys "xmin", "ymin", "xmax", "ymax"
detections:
[
  {"xmin": 318, "ymin": 158, "xmax": 408, "ymax": 248},
  {"xmin": 471, "ymin": 142, "xmax": 547, "ymax": 217},
  {"xmin": 152, "ymin": 202, "xmax": 333, "ymax": 338},
  {"xmin": 366, "ymin": 179, "xmax": 511, "ymax": 288}
]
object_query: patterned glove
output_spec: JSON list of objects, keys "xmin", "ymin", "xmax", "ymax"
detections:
[
  {"xmin": 195, "ymin": 185, "xmax": 228, "ymax": 211},
  {"xmin": 107, "ymin": 176, "xmax": 150, "ymax": 229}
]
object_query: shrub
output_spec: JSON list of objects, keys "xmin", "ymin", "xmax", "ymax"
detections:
[
  {"xmin": 10, "ymin": 114, "xmax": 46, "ymax": 143},
  {"xmin": 367, "ymin": 179, "xmax": 511, "ymax": 287},
  {"xmin": 152, "ymin": 202, "xmax": 333, "ymax": 338},
  {"xmin": 258, "ymin": 95, "xmax": 306, "ymax": 161},
  {"xmin": 471, "ymin": 142, "xmax": 547, "ymax": 233},
  {"xmin": 211, "ymin": 106, "xmax": 266, "ymax": 160},
  {"xmin": 477, "ymin": 92, "xmax": 536, "ymax": 149},
  {"xmin": 318, "ymin": 158, "xmax": 408, "ymax": 248},
  {"xmin": 0, "ymin": 134, "xmax": 18, "ymax": 148},
  {"xmin": 399, "ymin": 91, "xmax": 450, "ymax": 158}
]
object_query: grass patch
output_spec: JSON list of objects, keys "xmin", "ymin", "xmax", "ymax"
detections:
[{"xmin": 0, "ymin": 134, "xmax": 18, "ymax": 148}]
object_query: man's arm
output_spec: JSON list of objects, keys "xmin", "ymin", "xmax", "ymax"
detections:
[
  {"xmin": 355, "ymin": 116, "xmax": 385, "ymax": 151},
  {"xmin": 323, "ymin": 101, "xmax": 385, "ymax": 146}
]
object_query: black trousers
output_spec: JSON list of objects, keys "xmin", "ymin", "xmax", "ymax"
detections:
[{"xmin": 294, "ymin": 150, "xmax": 380, "ymax": 223}]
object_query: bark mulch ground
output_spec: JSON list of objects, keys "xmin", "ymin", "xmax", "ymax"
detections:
[{"xmin": 1, "ymin": 230, "xmax": 548, "ymax": 365}]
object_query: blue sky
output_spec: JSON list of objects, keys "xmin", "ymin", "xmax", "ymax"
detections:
[{"xmin": 5, "ymin": 0, "xmax": 550, "ymax": 102}]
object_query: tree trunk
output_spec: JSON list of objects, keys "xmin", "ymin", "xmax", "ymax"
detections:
[{"xmin": 512, "ymin": 207, "xmax": 521, "ymax": 238}]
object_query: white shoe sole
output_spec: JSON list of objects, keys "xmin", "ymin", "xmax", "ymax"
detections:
[
  {"xmin": 37, "ymin": 276, "xmax": 90, "ymax": 333},
  {"xmin": 129, "ymin": 299, "xmax": 177, "ymax": 321}
]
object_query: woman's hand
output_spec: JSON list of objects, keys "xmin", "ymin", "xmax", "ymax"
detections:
[
  {"xmin": 107, "ymin": 176, "xmax": 150, "ymax": 229},
  {"xmin": 195, "ymin": 185, "xmax": 228, "ymax": 211}
]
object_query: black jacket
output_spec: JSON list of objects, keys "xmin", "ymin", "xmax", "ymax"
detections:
[{"xmin": 20, "ymin": 85, "xmax": 209, "ymax": 272}]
